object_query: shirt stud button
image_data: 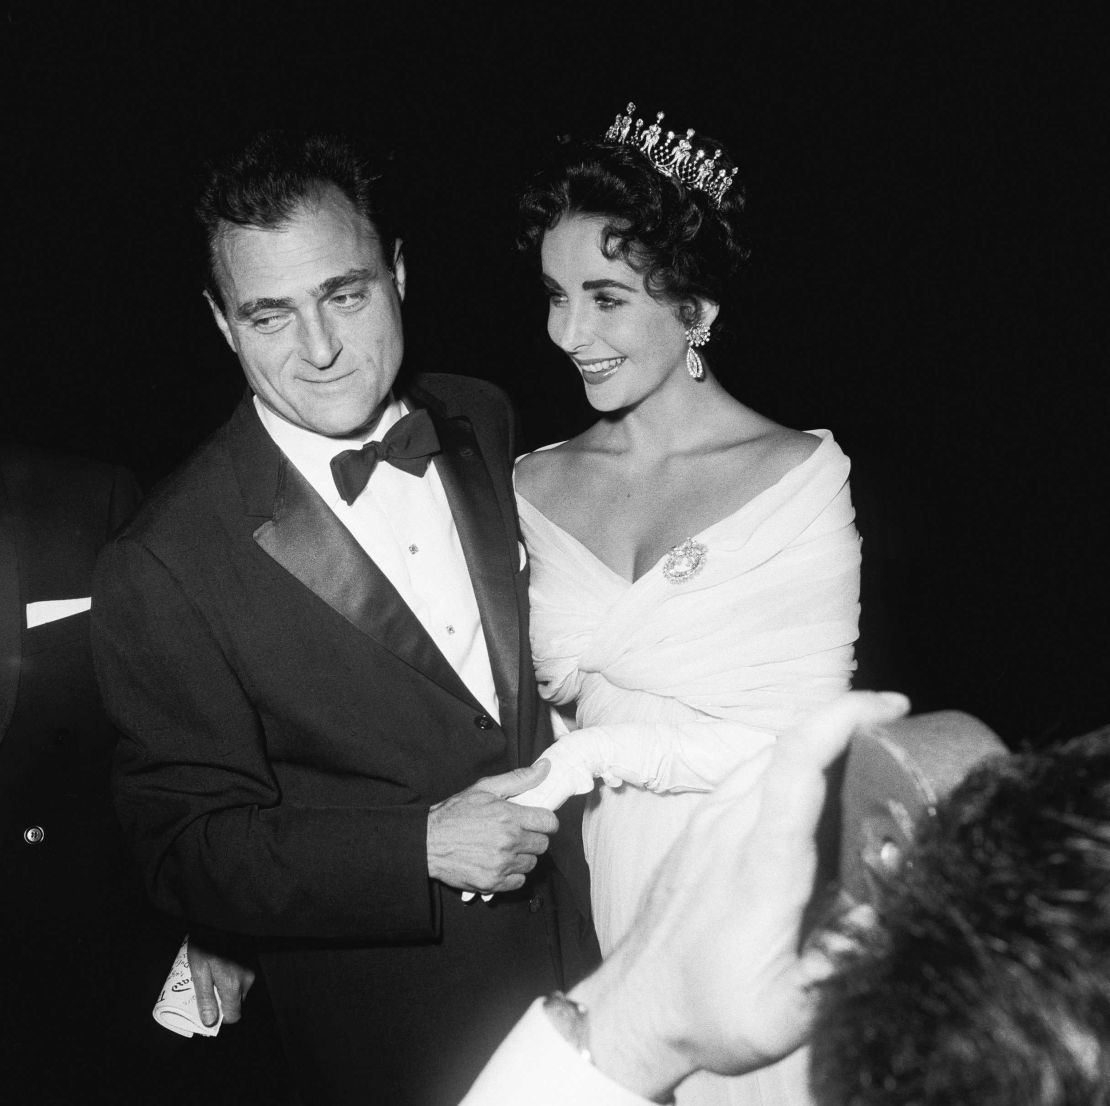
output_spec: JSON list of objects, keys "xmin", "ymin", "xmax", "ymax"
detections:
[{"xmin": 879, "ymin": 840, "xmax": 902, "ymax": 871}]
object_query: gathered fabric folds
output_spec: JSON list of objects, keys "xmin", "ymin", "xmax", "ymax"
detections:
[{"xmin": 515, "ymin": 430, "xmax": 861, "ymax": 1106}]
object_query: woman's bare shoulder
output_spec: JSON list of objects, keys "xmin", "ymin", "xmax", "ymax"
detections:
[
  {"xmin": 730, "ymin": 416, "xmax": 823, "ymax": 487},
  {"xmin": 516, "ymin": 438, "xmax": 584, "ymax": 505},
  {"xmin": 517, "ymin": 424, "xmax": 615, "ymax": 512},
  {"xmin": 761, "ymin": 425, "xmax": 823, "ymax": 467},
  {"xmin": 514, "ymin": 447, "xmax": 556, "ymax": 502}
]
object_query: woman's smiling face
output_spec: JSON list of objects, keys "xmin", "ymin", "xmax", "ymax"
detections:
[{"xmin": 540, "ymin": 214, "xmax": 695, "ymax": 412}]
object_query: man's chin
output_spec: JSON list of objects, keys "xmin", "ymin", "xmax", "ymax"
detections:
[
  {"xmin": 325, "ymin": 404, "xmax": 390, "ymax": 440},
  {"xmin": 276, "ymin": 398, "xmax": 391, "ymax": 440}
]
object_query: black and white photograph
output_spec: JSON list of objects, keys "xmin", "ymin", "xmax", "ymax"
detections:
[{"xmin": 4, "ymin": 4, "xmax": 1107, "ymax": 1103}]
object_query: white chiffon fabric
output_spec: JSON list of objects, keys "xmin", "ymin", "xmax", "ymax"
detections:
[{"xmin": 515, "ymin": 430, "xmax": 861, "ymax": 1106}]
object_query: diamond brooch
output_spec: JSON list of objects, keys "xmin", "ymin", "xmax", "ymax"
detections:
[{"xmin": 662, "ymin": 538, "xmax": 708, "ymax": 584}]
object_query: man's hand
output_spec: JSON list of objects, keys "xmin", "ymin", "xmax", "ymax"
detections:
[
  {"xmin": 427, "ymin": 761, "xmax": 559, "ymax": 893},
  {"xmin": 187, "ymin": 939, "xmax": 256, "ymax": 1028},
  {"xmin": 574, "ymin": 691, "xmax": 911, "ymax": 1100}
]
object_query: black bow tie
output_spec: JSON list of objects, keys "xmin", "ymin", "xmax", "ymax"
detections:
[{"xmin": 330, "ymin": 408, "xmax": 442, "ymax": 506}]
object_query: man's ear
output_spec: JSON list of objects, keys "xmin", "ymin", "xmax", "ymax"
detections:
[
  {"xmin": 204, "ymin": 291, "xmax": 236, "ymax": 353},
  {"xmin": 391, "ymin": 240, "xmax": 407, "ymax": 302}
]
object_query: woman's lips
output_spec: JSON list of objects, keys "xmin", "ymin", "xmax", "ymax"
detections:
[{"xmin": 575, "ymin": 356, "xmax": 625, "ymax": 383}]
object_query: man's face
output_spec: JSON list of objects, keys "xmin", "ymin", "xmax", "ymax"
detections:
[{"xmin": 208, "ymin": 186, "xmax": 405, "ymax": 438}]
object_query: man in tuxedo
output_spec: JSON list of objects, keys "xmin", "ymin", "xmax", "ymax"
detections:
[
  {"xmin": 0, "ymin": 440, "xmax": 153, "ymax": 1099},
  {"xmin": 91, "ymin": 130, "xmax": 586, "ymax": 1106}
]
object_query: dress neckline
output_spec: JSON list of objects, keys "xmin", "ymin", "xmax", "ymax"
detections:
[{"xmin": 515, "ymin": 430, "xmax": 835, "ymax": 586}]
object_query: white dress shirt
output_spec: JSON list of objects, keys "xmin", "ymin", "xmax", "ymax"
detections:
[{"xmin": 254, "ymin": 395, "xmax": 500, "ymax": 721}]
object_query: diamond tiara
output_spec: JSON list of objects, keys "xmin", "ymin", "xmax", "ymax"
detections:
[{"xmin": 603, "ymin": 102, "xmax": 739, "ymax": 208}]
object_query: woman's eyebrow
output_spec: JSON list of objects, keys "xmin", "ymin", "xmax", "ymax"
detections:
[{"xmin": 582, "ymin": 278, "xmax": 636, "ymax": 292}]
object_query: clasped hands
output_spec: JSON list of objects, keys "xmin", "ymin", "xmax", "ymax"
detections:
[
  {"xmin": 189, "ymin": 691, "xmax": 909, "ymax": 1068},
  {"xmin": 188, "ymin": 763, "xmax": 557, "ymax": 1026},
  {"xmin": 427, "ymin": 760, "xmax": 559, "ymax": 898}
]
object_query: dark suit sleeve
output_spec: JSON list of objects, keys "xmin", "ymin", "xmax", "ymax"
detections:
[{"xmin": 92, "ymin": 537, "xmax": 438, "ymax": 942}]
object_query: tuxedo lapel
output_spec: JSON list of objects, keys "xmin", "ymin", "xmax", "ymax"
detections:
[
  {"xmin": 426, "ymin": 410, "xmax": 523, "ymax": 750},
  {"xmin": 227, "ymin": 399, "xmax": 481, "ymax": 708},
  {"xmin": 0, "ymin": 462, "xmax": 24, "ymax": 741}
]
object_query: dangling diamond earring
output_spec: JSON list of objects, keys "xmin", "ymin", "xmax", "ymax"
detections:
[{"xmin": 685, "ymin": 322, "xmax": 711, "ymax": 380}]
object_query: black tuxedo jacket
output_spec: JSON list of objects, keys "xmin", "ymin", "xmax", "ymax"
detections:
[{"xmin": 92, "ymin": 375, "xmax": 581, "ymax": 1104}]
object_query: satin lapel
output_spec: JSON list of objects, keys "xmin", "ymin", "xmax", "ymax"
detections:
[
  {"xmin": 249, "ymin": 443, "xmax": 478, "ymax": 706},
  {"xmin": 429, "ymin": 412, "xmax": 522, "ymax": 749},
  {"xmin": 0, "ymin": 465, "xmax": 23, "ymax": 741}
]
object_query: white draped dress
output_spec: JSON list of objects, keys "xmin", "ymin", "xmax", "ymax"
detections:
[{"xmin": 514, "ymin": 430, "xmax": 861, "ymax": 1106}]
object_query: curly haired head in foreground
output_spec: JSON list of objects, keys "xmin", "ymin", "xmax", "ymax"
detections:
[{"xmin": 812, "ymin": 728, "xmax": 1110, "ymax": 1105}]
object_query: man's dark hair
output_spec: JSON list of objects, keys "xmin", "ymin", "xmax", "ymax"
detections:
[
  {"xmin": 811, "ymin": 728, "xmax": 1110, "ymax": 1105},
  {"xmin": 197, "ymin": 130, "xmax": 399, "ymax": 312}
]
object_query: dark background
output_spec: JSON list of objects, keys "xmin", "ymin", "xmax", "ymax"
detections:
[{"xmin": 8, "ymin": 2, "xmax": 1107, "ymax": 748}]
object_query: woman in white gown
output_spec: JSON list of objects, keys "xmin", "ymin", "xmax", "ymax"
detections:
[{"xmin": 510, "ymin": 108, "xmax": 861, "ymax": 1105}]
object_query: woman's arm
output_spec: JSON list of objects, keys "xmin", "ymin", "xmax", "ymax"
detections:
[{"xmin": 510, "ymin": 720, "xmax": 777, "ymax": 811}]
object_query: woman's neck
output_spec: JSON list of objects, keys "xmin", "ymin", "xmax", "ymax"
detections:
[{"xmin": 589, "ymin": 371, "xmax": 746, "ymax": 456}]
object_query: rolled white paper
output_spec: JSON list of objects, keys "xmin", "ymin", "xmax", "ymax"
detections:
[{"xmin": 152, "ymin": 937, "xmax": 223, "ymax": 1038}]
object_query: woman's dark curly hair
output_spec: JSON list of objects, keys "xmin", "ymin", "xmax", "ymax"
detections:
[{"xmin": 517, "ymin": 138, "xmax": 749, "ymax": 329}]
